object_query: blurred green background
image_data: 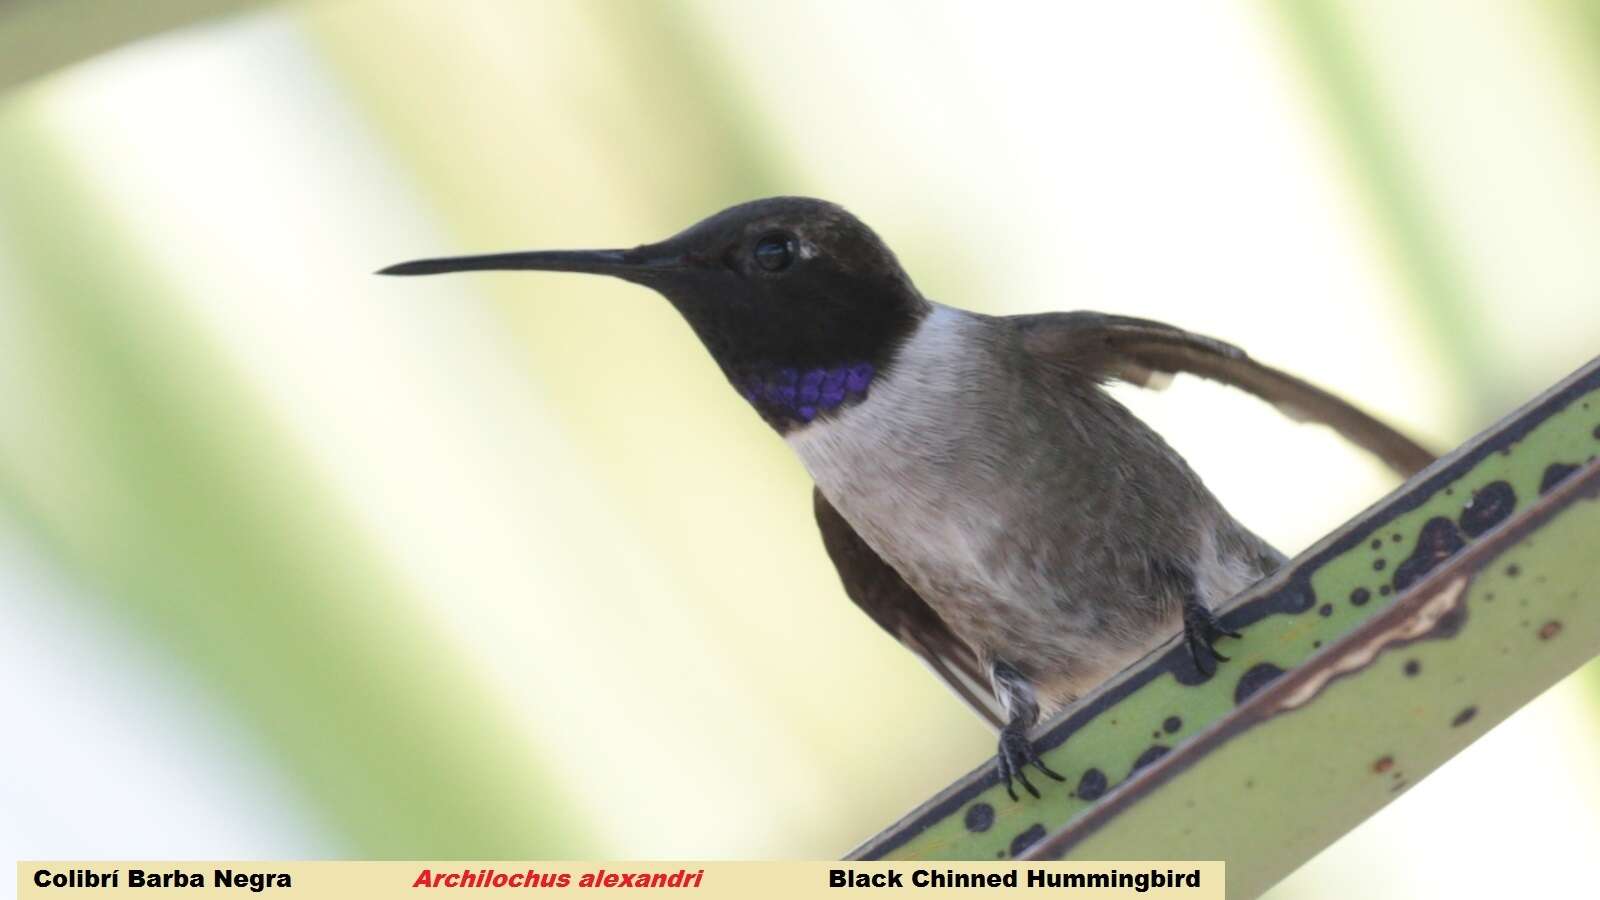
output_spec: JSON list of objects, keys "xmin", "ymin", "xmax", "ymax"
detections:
[{"xmin": 2, "ymin": 1, "xmax": 1597, "ymax": 897}]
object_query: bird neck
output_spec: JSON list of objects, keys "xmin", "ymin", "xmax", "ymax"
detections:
[
  {"xmin": 729, "ymin": 361, "xmax": 878, "ymax": 431},
  {"xmin": 696, "ymin": 286, "xmax": 931, "ymax": 432}
]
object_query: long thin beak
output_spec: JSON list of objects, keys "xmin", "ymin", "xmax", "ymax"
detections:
[{"xmin": 378, "ymin": 248, "xmax": 672, "ymax": 278}]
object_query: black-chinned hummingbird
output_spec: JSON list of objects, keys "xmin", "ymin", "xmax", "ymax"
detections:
[{"xmin": 381, "ymin": 197, "xmax": 1433, "ymax": 801}]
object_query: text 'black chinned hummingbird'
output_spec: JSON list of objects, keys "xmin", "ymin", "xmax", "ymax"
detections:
[{"xmin": 381, "ymin": 197, "xmax": 1433, "ymax": 801}]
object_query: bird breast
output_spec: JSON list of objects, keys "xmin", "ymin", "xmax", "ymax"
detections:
[{"xmin": 786, "ymin": 305, "xmax": 1046, "ymax": 621}]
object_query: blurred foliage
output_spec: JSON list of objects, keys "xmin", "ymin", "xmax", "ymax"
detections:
[
  {"xmin": 0, "ymin": 0, "xmax": 269, "ymax": 92},
  {"xmin": 1270, "ymin": 0, "xmax": 1503, "ymax": 415},
  {"xmin": 0, "ymin": 100, "xmax": 591, "ymax": 858}
]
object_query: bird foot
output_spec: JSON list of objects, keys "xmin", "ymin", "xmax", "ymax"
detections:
[
  {"xmin": 1183, "ymin": 597, "xmax": 1241, "ymax": 677},
  {"xmin": 997, "ymin": 724, "xmax": 1065, "ymax": 802}
]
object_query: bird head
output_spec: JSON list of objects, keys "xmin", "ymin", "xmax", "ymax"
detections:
[{"xmin": 381, "ymin": 197, "xmax": 929, "ymax": 429}]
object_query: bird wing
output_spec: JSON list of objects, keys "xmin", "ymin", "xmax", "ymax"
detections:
[
  {"xmin": 813, "ymin": 488, "xmax": 1006, "ymax": 730},
  {"xmin": 1016, "ymin": 311, "xmax": 1436, "ymax": 478}
]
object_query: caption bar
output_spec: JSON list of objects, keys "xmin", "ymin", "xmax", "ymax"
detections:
[{"xmin": 19, "ymin": 862, "xmax": 1223, "ymax": 898}]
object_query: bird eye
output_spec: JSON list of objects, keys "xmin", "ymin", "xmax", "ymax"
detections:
[{"xmin": 752, "ymin": 232, "xmax": 796, "ymax": 272}]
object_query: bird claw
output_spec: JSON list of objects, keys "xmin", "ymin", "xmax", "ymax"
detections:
[
  {"xmin": 1183, "ymin": 598, "xmax": 1239, "ymax": 677},
  {"xmin": 998, "ymin": 725, "xmax": 1065, "ymax": 802}
]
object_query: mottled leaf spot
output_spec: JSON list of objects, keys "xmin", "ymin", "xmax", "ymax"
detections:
[
  {"xmin": 1267, "ymin": 584, "xmax": 1316, "ymax": 615},
  {"xmin": 1010, "ymin": 824, "xmax": 1046, "ymax": 857},
  {"xmin": 1459, "ymin": 481, "xmax": 1516, "ymax": 538},
  {"xmin": 1540, "ymin": 463, "xmax": 1579, "ymax": 495},
  {"xmin": 1075, "ymin": 768, "xmax": 1108, "ymax": 802},
  {"xmin": 964, "ymin": 802, "xmax": 995, "ymax": 833},
  {"xmin": 1393, "ymin": 517, "xmax": 1466, "ymax": 592},
  {"xmin": 1129, "ymin": 745, "xmax": 1169, "ymax": 776},
  {"xmin": 1452, "ymin": 706, "xmax": 1478, "ymax": 727},
  {"xmin": 1234, "ymin": 662, "xmax": 1285, "ymax": 705},
  {"xmin": 1433, "ymin": 605, "xmax": 1466, "ymax": 639}
]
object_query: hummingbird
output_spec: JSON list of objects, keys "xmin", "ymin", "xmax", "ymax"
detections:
[{"xmin": 381, "ymin": 197, "xmax": 1434, "ymax": 801}]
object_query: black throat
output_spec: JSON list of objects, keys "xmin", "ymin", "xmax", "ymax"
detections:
[{"xmin": 659, "ymin": 273, "xmax": 929, "ymax": 433}]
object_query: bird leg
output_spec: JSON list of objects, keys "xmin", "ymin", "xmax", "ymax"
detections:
[
  {"xmin": 991, "ymin": 660, "xmax": 1065, "ymax": 801},
  {"xmin": 1182, "ymin": 595, "xmax": 1241, "ymax": 677}
]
